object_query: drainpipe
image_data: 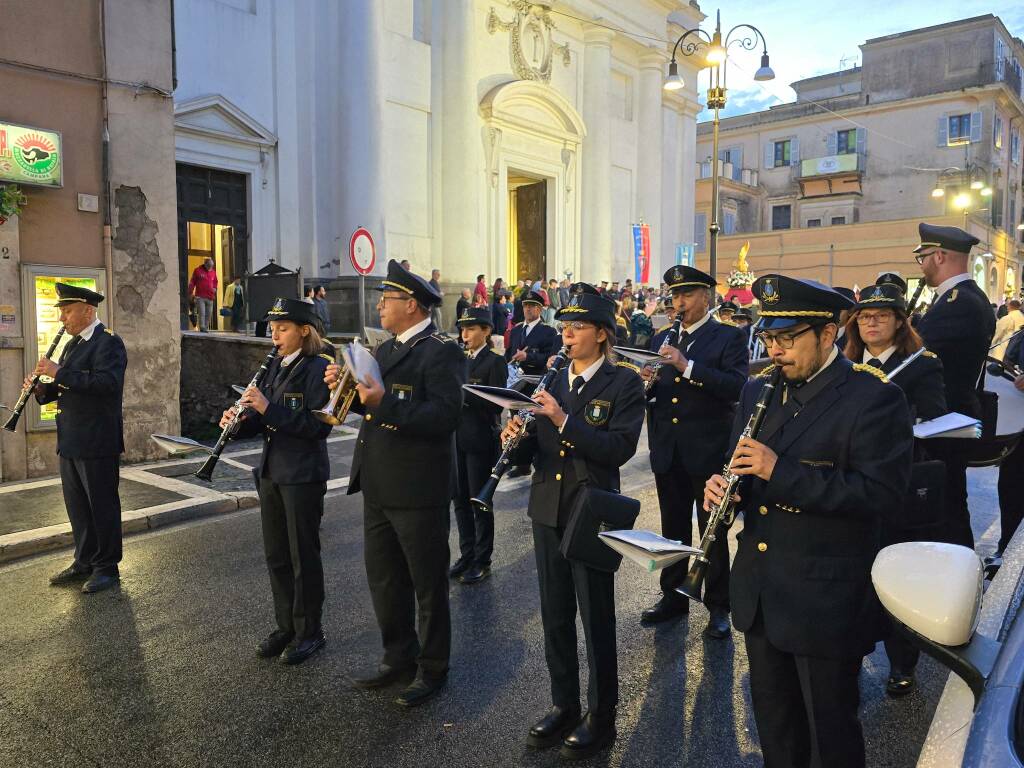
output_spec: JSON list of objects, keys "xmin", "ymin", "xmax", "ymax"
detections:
[{"xmin": 99, "ymin": 0, "xmax": 114, "ymax": 310}]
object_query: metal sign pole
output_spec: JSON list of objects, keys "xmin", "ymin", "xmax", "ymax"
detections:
[{"xmin": 358, "ymin": 273, "xmax": 366, "ymax": 342}]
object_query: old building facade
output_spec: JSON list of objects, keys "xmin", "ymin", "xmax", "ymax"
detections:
[
  {"xmin": 696, "ymin": 14, "xmax": 1024, "ymax": 299},
  {"xmin": 0, "ymin": 0, "xmax": 179, "ymax": 480}
]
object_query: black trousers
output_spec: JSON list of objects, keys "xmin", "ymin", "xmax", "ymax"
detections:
[
  {"xmin": 998, "ymin": 443, "xmax": 1024, "ymax": 553},
  {"xmin": 744, "ymin": 609, "xmax": 865, "ymax": 768},
  {"xmin": 533, "ymin": 521, "xmax": 617, "ymax": 717},
  {"xmin": 452, "ymin": 444, "xmax": 498, "ymax": 567},
  {"xmin": 257, "ymin": 477, "xmax": 325, "ymax": 640},
  {"xmin": 654, "ymin": 469, "xmax": 730, "ymax": 609},
  {"xmin": 364, "ymin": 501, "xmax": 450, "ymax": 678},
  {"xmin": 59, "ymin": 455, "xmax": 122, "ymax": 575}
]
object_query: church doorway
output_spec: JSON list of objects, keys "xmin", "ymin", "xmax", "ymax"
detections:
[{"xmin": 508, "ymin": 172, "xmax": 548, "ymax": 284}]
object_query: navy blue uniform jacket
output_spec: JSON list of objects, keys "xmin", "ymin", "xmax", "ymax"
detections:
[
  {"xmin": 458, "ymin": 348, "xmax": 507, "ymax": 454},
  {"xmin": 729, "ymin": 357, "xmax": 913, "ymax": 659},
  {"xmin": 36, "ymin": 323, "xmax": 127, "ymax": 458},
  {"xmin": 505, "ymin": 321, "xmax": 560, "ymax": 375},
  {"xmin": 234, "ymin": 353, "xmax": 333, "ymax": 484}
]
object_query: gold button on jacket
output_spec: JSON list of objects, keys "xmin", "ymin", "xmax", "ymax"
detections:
[{"xmin": 757, "ymin": 542, "xmax": 768, "ymax": 552}]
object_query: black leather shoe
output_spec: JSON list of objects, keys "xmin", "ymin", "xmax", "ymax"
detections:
[
  {"xmin": 703, "ymin": 607, "xmax": 731, "ymax": 639},
  {"xmin": 50, "ymin": 564, "xmax": 91, "ymax": 586},
  {"xmin": 526, "ymin": 705, "xmax": 581, "ymax": 749},
  {"xmin": 506, "ymin": 466, "xmax": 531, "ymax": 478},
  {"xmin": 560, "ymin": 711, "xmax": 616, "ymax": 760},
  {"xmin": 279, "ymin": 630, "xmax": 326, "ymax": 665},
  {"xmin": 459, "ymin": 565, "xmax": 491, "ymax": 585},
  {"xmin": 256, "ymin": 630, "xmax": 294, "ymax": 659},
  {"xmin": 640, "ymin": 596, "xmax": 689, "ymax": 625},
  {"xmin": 81, "ymin": 573, "xmax": 119, "ymax": 593},
  {"xmin": 352, "ymin": 661, "xmax": 418, "ymax": 689},
  {"xmin": 394, "ymin": 673, "xmax": 446, "ymax": 707},
  {"xmin": 449, "ymin": 556, "xmax": 472, "ymax": 579},
  {"xmin": 886, "ymin": 670, "xmax": 917, "ymax": 698}
]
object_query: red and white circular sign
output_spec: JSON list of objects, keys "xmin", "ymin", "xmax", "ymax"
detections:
[{"xmin": 348, "ymin": 227, "xmax": 376, "ymax": 276}]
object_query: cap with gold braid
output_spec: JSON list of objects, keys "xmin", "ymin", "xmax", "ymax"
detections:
[
  {"xmin": 263, "ymin": 297, "xmax": 320, "ymax": 326},
  {"xmin": 456, "ymin": 306, "xmax": 493, "ymax": 328},
  {"xmin": 752, "ymin": 274, "xmax": 854, "ymax": 331},
  {"xmin": 555, "ymin": 282, "xmax": 616, "ymax": 328},
  {"xmin": 854, "ymin": 283, "xmax": 907, "ymax": 313},
  {"xmin": 663, "ymin": 265, "xmax": 716, "ymax": 293},
  {"xmin": 375, "ymin": 259, "xmax": 442, "ymax": 307},
  {"xmin": 913, "ymin": 222, "xmax": 980, "ymax": 255},
  {"xmin": 54, "ymin": 282, "xmax": 105, "ymax": 307}
]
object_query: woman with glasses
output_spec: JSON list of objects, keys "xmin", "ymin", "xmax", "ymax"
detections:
[
  {"xmin": 503, "ymin": 284, "xmax": 644, "ymax": 760},
  {"xmin": 844, "ymin": 281, "xmax": 946, "ymax": 698}
]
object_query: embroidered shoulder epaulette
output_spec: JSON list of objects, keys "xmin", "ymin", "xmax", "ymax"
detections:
[
  {"xmin": 428, "ymin": 332, "xmax": 455, "ymax": 343},
  {"xmin": 616, "ymin": 316, "xmax": 628, "ymax": 327},
  {"xmin": 656, "ymin": 324, "xmax": 669, "ymax": 334},
  {"xmin": 921, "ymin": 349, "xmax": 937, "ymax": 358},
  {"xmin": 717, "ymin": 319, "xmax": 736, "ymax": 326},
  {"xmin": 754, "ymin": 364, "xmax": 777, "ymax": 379},
  {"xmin": 616, "ymin": 360, "xmax": 641, "ymax": 375},
  {"xmin": 318, "ymin": 353, "xmax": 334, "ymax": 363},
  {"xmin": 853, "ymin": 363, "xmax": 889, "ymax": 383},
  {"xmin": 104, "ymin": 328, "xmax": 115, "ymax": 335}
]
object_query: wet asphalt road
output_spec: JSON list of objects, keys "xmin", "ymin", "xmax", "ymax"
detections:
[{"xmin": 0, "ymin": 440, "xmax": 1001, "ymax": 768}]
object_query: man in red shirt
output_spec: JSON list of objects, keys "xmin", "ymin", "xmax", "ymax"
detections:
[
  {"xmin": 474, "ymin": 274, "xmax": 488, "ymax": 305},
  {"xmin": 188, "ymin": 257, "xmax": 218, "ymax": 332}
]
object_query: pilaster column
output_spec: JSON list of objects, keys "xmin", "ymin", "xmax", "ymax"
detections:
[
  {"xmin": 580, "ymin": 27, "xmax": 615, "ymax": 283},
  {"xmin": 337, "ymin": 0, "xmax": 385, "ymax": 275},
  {"xmin": 636, "ymin": 51, "xmax": 665, "ymax": 282}
]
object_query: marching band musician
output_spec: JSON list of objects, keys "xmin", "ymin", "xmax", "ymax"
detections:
[
  {"xmin": 705, "ymin": 275, "xmax": 913, "ymax": 768},
  {"xmin": 450, "ymin": 306, "xmax": 507, "ymax": 585},
  {"xmin": 504, "ymin": 284, "xmax": 645, "ymax": 760},
  {"xmin": 913, "ymin": 223, "xmax": 995, "ymax": 548},
  {"xmin": 31, "ymin": 283, "xmax": 127, "ymax": 594},
  {"xmin": 224, "ymin": 298, "xmax": 333, "ymax": 665},
  {"xmin": 843, "ymin": 280, "xmax": 946, "ymax": 697},
  {"xmin": 505, "ymin": 289, "xmax": 560, "ymax": 478},
  {"xmin": 647, "ymin": 303, "xmax": 679, "ymax": 352},
  {"xmin": 640, "ymin": 266, "xmax": 748, "ymax": 639},
  {"xmin": 328, "ymin": 259, "xmax": 465, "ymax": 708}
]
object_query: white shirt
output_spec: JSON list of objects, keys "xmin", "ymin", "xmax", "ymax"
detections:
[
  {"xmin": 468, "ymin": 344, "xmax": 486, "ymax": 360},
  {"xmin": 78, "ymin": 317, "xmax": 101, "ymax": 342},
  {"xmin": 560, "ymin": 355, "xmax": 606, "ymax": 433},
  {"xmin": 523, "ymin": 318, "xmax": 542, "ymax": 336},
  {"xmin": 280, "ymin": 348, "xmax": 302, "ymax": 367},
  {"xmin": 680, "ymin": 310, "xmax": 712, "ymax": 379},
  {"xmin": 933, "ymin": 273, "xmax": 972, "ymax": 303},
  {"xmin": 862, "ymin": 345, "xmax": 897, "ymax": 366},
  {"xmin": 396, "ymin": 316, "xmax": 432, "ymax": 345}
]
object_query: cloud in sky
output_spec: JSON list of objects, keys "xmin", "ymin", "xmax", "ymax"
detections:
[{"xmin": 684, "ymin": 1, "xmax": 1024, "ymax": 119}]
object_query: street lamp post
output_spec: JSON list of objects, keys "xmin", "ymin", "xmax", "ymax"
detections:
[{"xmin": 664, "ymin": 10, "xmax": 774, "ymax": 281}]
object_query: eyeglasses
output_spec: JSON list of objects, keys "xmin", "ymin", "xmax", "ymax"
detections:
[
  {"xmin": 376, "ymin": 294, "xmax": 411, "ymax": 307},
  {"xmin": 562, "ymin": 321, "xmax": 596, "ymax": 332},
  {"xmin": 914, "ymin": 250, "xmax": 937, "ymax": 265},
  {"xmin": 855, "ymin": 311, "xmax": 894, "ymax": 325},
  {"xmin": 755, "ymin": 325, "xmax": 815, "ymax": 350}
]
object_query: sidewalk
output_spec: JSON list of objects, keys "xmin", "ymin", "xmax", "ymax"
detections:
[{"xmin": 0, "ymin": 422, "xmax": 362, "ymax": 564}]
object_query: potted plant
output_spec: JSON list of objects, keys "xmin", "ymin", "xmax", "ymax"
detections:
[{"xmin": 0, "ymin": 184, "xmax": 28, "ymax": 226}]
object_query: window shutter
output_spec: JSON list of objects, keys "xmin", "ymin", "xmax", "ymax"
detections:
[
  {"xmin": 764, "ymin": 143, "xmax": 774, "ymax": 169},
  {"xmin": 790, "ymin": 137, "xmax": 800, "ymax": 165},
  {"xmin": 970, "ymin": 111, "xmax": 982, "ymax": 143},
  {"xmin": 855, "ymin": 127, "xmax": 866, "ymax": 155},
  {"xmin": 695, "ymin": 213, "xmax": 707, "ymax": 252},
  {"xmin": 937, "ymin": 116, "xmax": 948, "ymax": 147},
  {"xmin": 826, "ymin": 132, "xmax": 837, "ymax": 156},
  {"xmin": 732, "ymin": 147, "xmax": 743, "ymax": 180}
]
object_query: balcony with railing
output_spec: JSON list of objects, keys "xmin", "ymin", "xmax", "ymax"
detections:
[{"xmin": 798, "ymin": 152, "xmax": 865, "ymax": 198}]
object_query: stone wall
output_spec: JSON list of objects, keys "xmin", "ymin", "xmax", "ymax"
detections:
[{"xmin": 179, "ymin": 332, "xmax": 276, "ymax": 439}]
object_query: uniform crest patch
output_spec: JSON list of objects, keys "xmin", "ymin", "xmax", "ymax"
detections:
[
  {"xmin": 391, "ymin": 383, "xmax": 413, "ymax": 401},
  {"xmin": 284, "ymin": 392, "xmax": 304, "ymax": 410},
  {"xmin": 761, "ymin": 278, "xmax": 780, "ymax": 304},
  {"xmin": 585, "ymin": 399, "xmax": 611, "ymax": 426},
  {"xmin": 947, "ymin": 288, "xmax": 958, "ymax": 303}
]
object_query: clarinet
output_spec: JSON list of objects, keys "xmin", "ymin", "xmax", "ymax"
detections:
[
  {"xmin": 194, "ymin": 347, "xmax": 279, "ymax": 481},
  {"xmin": 3, "ymin": 327, "xmax": 66, "ymax": 432},
  {"xmin": 677, "ymin": 366, "xmax": 782, "ymax": 601},
  {"xmin": 646, "ymin": 316, "xmax": 683, "ymax": 392},
  {"xmin": 906, "ymin": 280, "xmax": 927, "ymax": 316},
  {"xmin": 471, "ymin": 345, "xmax": 571, "ymax": 513}
]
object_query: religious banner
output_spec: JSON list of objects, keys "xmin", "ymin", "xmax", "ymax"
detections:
[{"xmin": 632, "ymin": 223, "xmax": 651, "ymax": 285}]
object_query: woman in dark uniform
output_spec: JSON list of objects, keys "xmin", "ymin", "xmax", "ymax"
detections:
[
  {"xmin": 844, "ymin": 281, "xmax": 946, "ymax": 696},
  {"xmin": 450, "ymin": 306, "xmax": 507, "ymax": 585},
  {"xmin": 504, "ymin": 284, "xmax": 645, "ymax": 760},
  {"xmin": 221, "ymin": 297, "xmax": 334, "ymax": 665}
]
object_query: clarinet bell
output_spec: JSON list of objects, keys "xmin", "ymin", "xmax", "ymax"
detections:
[
  {"xmin": 471, "ymin": 475, "xmax": 499, "ymax": 514},
  {"xmin": 193, "ymin": 454, "xmax": 218, "ymax": 482},
  {"xmin": 676, "ymin": 557, "xmax": 708, "ymax": 602}
]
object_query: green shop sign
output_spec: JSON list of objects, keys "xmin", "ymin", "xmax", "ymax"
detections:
[{"xmin": 0, "ymin": 121, "xmax": 63, "ymax": 188}]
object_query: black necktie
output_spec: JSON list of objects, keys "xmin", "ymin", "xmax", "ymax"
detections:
[
  {"xmin": 866, "ymin": 357, "xmax": 883, "ymax": 369},
  {"xmin": 569, "ymin": 375, "xmax": 586, "ymax": 406},
  {"xmin": 58, "ymin": 336, "xmax": 81, "ymax": 365},
  {"xmin": 676, "ymin": 330, "xmax": 690, "ymax": 350}
]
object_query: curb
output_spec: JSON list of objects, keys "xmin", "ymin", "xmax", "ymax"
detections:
[{"xmin": 0, "ymin": 493, "xmax": 259, "ymax": 565}]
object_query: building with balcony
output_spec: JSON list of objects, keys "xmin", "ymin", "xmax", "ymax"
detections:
[{"xmin": 695, "ymin": 14, "xmax": 1024, "ymax": 300}]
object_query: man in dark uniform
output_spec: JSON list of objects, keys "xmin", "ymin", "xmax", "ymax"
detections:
[
  {"xmin": 705, "ymin": 275, "xmax": 913, "ymax": 768},
  {"xmin": 640, "ymin": 266, "xmax": 749, "ymax": 638},
  {"xmin": 506, "ymin": 289, "xmax": 560, "ymax": 477},
  {"xmin": 337, "ymin": 259, "xmax": 466, "ymax": 707},
  {"xmin": 28, "ymin": 283, "xmax": 127, "ymax": 593},
  {"xmin": 832, "ymin": 286, "xmax": 856, "ymax": 352},
  {"xmin": 646, "ymin": 304, "xmax": 679, "ymax": 352},
  {"xmin": 914, "ymin": 222, "xmax": 995, "ymax": 548},
  {"xmin": 717, "ymin": 300, "xmax": 738, "ymax": 324}
]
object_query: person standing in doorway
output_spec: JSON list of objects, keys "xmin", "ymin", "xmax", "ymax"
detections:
[
  {"xmin": 189, "ymin": 256, "xmax": 218, "ymax": 332},
  {"xmin": 223, "ymin": 276, "xmax": 246, "ymax": 333}
]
